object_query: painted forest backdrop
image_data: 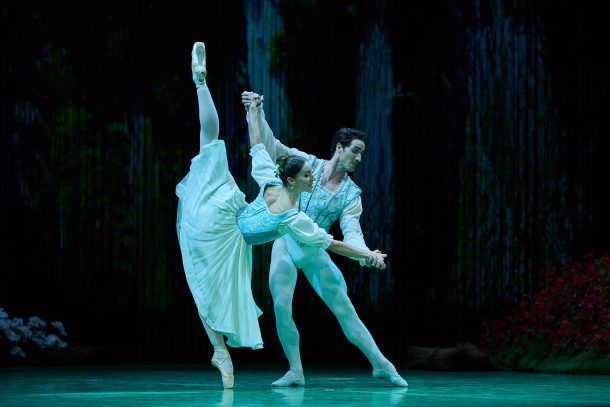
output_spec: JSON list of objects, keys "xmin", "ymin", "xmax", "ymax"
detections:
[{"xmin": 2, "ymin": 1, "xmax": 609, "ymax": 365}]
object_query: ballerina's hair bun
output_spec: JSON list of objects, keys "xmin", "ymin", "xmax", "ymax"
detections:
[{"xmin": 275, "ymin": 155, "xmax": 307, "ymax": 185}]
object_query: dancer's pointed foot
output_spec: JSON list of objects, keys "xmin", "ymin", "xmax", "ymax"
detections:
[
  {"xmin": 271, "ymin": 370, "xmax": 305, "ymax": 387},
  {"xmin": 211, "ymin": 349, "xmax": 234, "ymax": 389},
  {"xmin": 372, "ymin": 369, "xmax": 408, "ymax": 387},
  {"xmin": 191, "ymin": 42, "xmax": 207, "ymax": 87}
]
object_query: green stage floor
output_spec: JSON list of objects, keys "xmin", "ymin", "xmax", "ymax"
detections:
[{"xmin": 1, "ymin": 364, "xmax": 609, "ymax": 406}]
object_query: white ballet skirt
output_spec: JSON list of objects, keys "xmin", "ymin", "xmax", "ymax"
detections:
[{"xmin": 176, "ymin": 141, "xmax": 333, "ymax": 349}]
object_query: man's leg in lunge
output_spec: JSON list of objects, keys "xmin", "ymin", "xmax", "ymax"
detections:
[
  {"xmin": 269, "ymin": 238, "xmax": 305, "ymax": 387},
  {"xmin": 302, "ymin": 253, "xmax": 408, "ymax": 386}
]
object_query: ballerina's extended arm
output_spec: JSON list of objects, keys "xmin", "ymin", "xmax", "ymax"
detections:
[{"xmin": 246, "ymin": 95, "xmax": 265, "ymax": 147}]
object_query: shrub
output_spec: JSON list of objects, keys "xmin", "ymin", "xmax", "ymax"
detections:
[
  {"xmin": 480, "ymin": 253, "xmax": 610, "ymax": 368},
  {"xmin": 0, "ymin": 307, "xmax": 68, "ymax": 358}
]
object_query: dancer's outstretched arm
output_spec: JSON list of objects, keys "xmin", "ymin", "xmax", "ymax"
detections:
[
  {"xmin": 279, "ymin": 214, "xmax": 387, "ymax": 270},
  {"xmin": 327, "ymin": 240, "xmax": 387, "ymax": 269},
  {"xmin": 246, "ymin": 96, "xmax": 264, "ymax": 147},
  {"xmin": 339, "ymin": 198, "xmax": 385, "ymax": 268},
  {"xmin": 242, "ymin": 91, "xmax": 310, "ymax": 162}
]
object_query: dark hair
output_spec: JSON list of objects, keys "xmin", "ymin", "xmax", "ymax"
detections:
[
  {"xmin": 329, "ymin": 128, "xmax": 367, "ymax": 155},
  {"xmin": 276, "ymin": 155, "xmax": 307, "ymax": 185}
]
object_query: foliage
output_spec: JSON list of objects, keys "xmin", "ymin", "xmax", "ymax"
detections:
[{"xmin": 480, "ymin": 254, "xmax": 610, "ymax": 370}]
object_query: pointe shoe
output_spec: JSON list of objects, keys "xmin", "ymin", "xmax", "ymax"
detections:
[
  {"xmin": 191, "ymin": 42, "xmax": 207, "ymax": 87},
  {"xmin": 271, "ymin": 370, "xmax": 305, "ymax": 387},
  {"xmin": 372, "ymin": 369, "xmax": 408, "ymax": 387},
  {"xmin": 211, "ymin": 351, "xmax": 234, "ymax": 389}
]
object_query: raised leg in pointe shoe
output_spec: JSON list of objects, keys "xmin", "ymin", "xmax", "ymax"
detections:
[
  {"xmin": 191, "ymin": 42, "xmax": 218, "ymax": 148},
  {"xmin": 187, "ymin": 42, "xmax": 232, "ymax": 389},
  {"xmin": 191, "ymin": 41, "xmax": 207, "ymax": 88}
]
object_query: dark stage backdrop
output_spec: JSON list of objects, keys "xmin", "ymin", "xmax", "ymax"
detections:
[{"xmin": 2, "ymin": 0, "xmax": 609, "ymax": 365}]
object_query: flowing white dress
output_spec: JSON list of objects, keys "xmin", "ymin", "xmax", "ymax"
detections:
[{"xmin": 176, "ymin": 141, "xmax": 333, "ymax": 349}]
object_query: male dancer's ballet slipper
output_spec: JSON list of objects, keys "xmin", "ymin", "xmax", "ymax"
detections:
[
  {"xmin": 271, "ymin": 370, "xmax": 305, "ymax": 387},
  {"xmin": 211, "ymin": 351, "xmax": 234, "ymax": 389},
  {"xmin": 372, "ymin": 369, "xmax": 408, "ymax": 387},
  {"xmin": 191, "ymin": 42, "xmax": 206, "ymax": 87}
]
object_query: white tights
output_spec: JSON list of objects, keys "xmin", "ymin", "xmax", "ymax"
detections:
[
  {"xmin": 196, "ymin": 85, "xmax": 219, "ymax": 147},
  {"xmin": 269, "ymin": 237, "xmax": 398, "ymax": 375},
  {"xmin": 195, "ymin": 84, "xmax": 231, "ymax": 371},
  {"xmin": 200, "ymin": 313, "xmax": 233, "ymax": 375}
]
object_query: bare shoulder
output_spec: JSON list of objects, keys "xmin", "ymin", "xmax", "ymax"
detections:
[{"xmin": 263, "ymin": 185, "xmax": 281, "ymax": 205}]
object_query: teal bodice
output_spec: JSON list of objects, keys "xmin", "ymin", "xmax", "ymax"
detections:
[{"xmin": 236, "ymin": 184, "xmax": 298, "ymax": 245}]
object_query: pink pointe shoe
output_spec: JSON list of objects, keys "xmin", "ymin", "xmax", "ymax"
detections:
[
  {"xmin": 191, "ymin": 42, "xmax": 207, "ymax": 87},
  {"xmin": 211, "ymin": 351, "xmax": 234, "ymax": 389}
]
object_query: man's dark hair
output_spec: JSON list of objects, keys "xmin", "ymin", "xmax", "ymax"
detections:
[{"xmin": 329, "ymin": 128, "xmax": 368, "ymax": 155}]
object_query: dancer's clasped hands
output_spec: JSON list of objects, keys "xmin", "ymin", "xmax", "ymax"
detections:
[
  {"xmin": 366, "ymin": 249, "xmax": 387, "ymax": 269},
  {"xmin": 241, "ymin": 91, "xmax": 263, "ymax": 109}
]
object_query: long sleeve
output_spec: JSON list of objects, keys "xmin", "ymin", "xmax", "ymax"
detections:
[
  {"xmin": 278, "ymin": 212, "xmax": 334, "ymax": 249},
  {"xmin": 340, "ymin": 197, "xmax": 368, "ymax": 249},
  {"xmin": 339, "ymin": 197, "xmax": 370, "ymax": 265},
  {"xmin": 249, "ymin": 144, "xmax": 281, "ymax": 188}
]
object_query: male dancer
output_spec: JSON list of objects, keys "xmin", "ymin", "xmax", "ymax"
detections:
[{"xmin": 242, "ymin": 92, "xmax": 407, "ymax": 387}]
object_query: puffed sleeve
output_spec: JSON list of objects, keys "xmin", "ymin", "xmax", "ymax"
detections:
[
  {"xmin": 278, "ymin": 212, "xmax": 334, "ymax": 249},
  {"xmin": 249, "ymin": 144, "xmax": 282, "ymax": 188},
  {"xmin": 340, "ymin": 197, "xmax": 369, "ymax": 249},
  {"xmin": 340, "ymin": 197, "xmax": 370, "ymax": 265}
]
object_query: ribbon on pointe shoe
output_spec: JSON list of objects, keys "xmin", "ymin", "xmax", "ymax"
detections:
[
  {"xmin": 191, "ymin": 42, "xmax": 207, "ymax": 88},
  {"xmin": 211, "ymin": 351, "xmax": 234, "ymax": 389}
]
